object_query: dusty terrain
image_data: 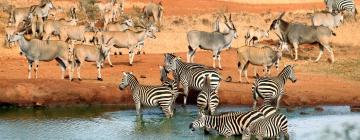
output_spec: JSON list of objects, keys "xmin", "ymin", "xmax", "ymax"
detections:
[{"xmin": 0, "ymin": 0, "xmax": 359, "ymax": 107}]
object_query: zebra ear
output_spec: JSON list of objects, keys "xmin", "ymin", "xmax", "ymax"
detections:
[
  {"xmin": 256, "ymin": 73, "xmax": 260, "ymax": 78},
  {"xmin": 159, "ymin": 65, "xmax": 163, "ymax": 69},
  {"xmin": 123, "ymin": 72, "xmax": 127, "ymax": 76},
  {"xmin": 130, "ymin": 72, "xmax": 133, "ymax": 74}
]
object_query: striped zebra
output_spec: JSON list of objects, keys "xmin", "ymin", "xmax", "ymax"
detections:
[
  {"xmin": 164, "ymin": 53, "xmax": 207, "ymax": 85},
  {"xmin": 243, "ymin": 112, "xmax": 289, "ymax": 140},
  {"xmin": 119, "ymin": 72, "xmax": 174, "ymax": 118},
  {"xmin": 197, "ymin": 74, "xmax": 219, "ymax": 115},
  {"xmin": 164, "ymin": 55, "xmax": 221, "ymax": 105},
  {"xmin": 159, "ymin": 65, "xmax": 182, "ymax": 110},
  {"xmin": 325, "ymin": 0, "xmax": 357, "ymax": 20},
  {"xmin": 189, "ymin": 110, "xmax": 264, "ymax": 137},
  {"xmin": 252, "ymin": 65, "xmax": 297, "ymax": 110},
  {"xmin": 255, "ymin": 105, "xmax": 277, "ymax": 117}
]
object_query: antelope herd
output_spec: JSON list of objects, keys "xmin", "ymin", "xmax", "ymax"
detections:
[{"xmin": 2, "ymin": 0, "xmax": 358, "ymax": 139}]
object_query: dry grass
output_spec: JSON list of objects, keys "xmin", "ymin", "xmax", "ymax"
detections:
[{"xmin": 221, "ymin": 0, "xmax": 329, "ymax": 4}]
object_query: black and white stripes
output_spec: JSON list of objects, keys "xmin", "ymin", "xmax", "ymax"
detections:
[
  {"xmin": 197, "ymin": 74, "xmax": 219, "ymax": 115},
  {"xmin": 325, "ymin": 0, "xmax": 357, "ymax": 18},
  {"xmin": 243, "ymin": 112, "xmax": 289, "ymax": 140},
  {"xmin": 252, "ymin": 65, "xmax": 297, "ymax": 110},
  {"xmin": 119, "ymin": 72, "xmax": 175, "ymax": 118},
  {"xmin": 189, "ymin": 110, "xmax": 264, "ymax": 137},
  {"xmin": 164, "ymin": 53, "xmax": 221, "ymax": 105}
]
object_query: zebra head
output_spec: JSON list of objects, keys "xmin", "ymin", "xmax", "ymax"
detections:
[
  {"xmin": 119, "ymin": 72, "xmax": 131, "ymax": 90},
  {"xmin": 286, "ymin": 65, "xmax": 297, "ymax": 83},
  {"xmin": 189, "ymin": 113, "xmax": 206, "ymax": 131},
  {"xmin": 164, "ymin": 56, "xmax": 179, "ymax": 72}
]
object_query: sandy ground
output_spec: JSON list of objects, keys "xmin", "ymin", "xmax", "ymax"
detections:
[{"xmin": 0, "ymin": 0, "xmax": 360, "ymax": 107}]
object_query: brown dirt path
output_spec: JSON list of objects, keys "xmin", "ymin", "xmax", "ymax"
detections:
[{"xmin": 0, "ymin": 50, "xmax": 359, "ymax": 107}]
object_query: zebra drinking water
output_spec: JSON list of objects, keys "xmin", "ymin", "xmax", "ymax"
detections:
[
  {"xmin": 118, "ymin": 72, "xmax": 175, "ymax": 118},
  {"xmin": 252, "ymin": 65, "xmax": 297, "ymax": 110},
  {"xmin": 189, "ymin": 110, "xmax": 264, "ymax": 137},
  {"xmin": 243, "ymin": 112, "xmax": 289, "ymax": 140}
]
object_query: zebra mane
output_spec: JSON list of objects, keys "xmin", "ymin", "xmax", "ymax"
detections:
[{"xmin": 277, "ymin": 65, "xmax": 292, "ymax": 77}]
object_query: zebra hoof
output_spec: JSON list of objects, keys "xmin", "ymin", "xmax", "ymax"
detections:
[
  {"xmin": 97, "ymin": 77, "xmax": 103, "ymax": 81},
  {"xmin": 129, "ymin": 63, "xmax": 133, "ymax": 66},
  {"xmin": 218, "ymin": 67, "xmax": 223, "ymax": 70},
  {"xmin": 143, "ymin": 52, "xmax": 146, "ymax": 55},
  {"xmin": 137, "ymin": 52, "xmax": 141, "ymax": 55},
  {"xmin": 119, "ymin": 52, "xmax": 123, "ymax": 55},
  {"xmin": 114, "ymin": 52, "xmax": 118, "ymax": 55},
  {"xmin": 78, "ymin": 78, "xmax": 82, "ymax": 81},
  {"xmin": 110, "ymin": 65, "xmax": 114, "ymax": 67}
]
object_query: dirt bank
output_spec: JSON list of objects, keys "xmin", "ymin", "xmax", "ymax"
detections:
[{"xmin": 0, "ymin": 51, "xmax": 359, "ymax": 107}]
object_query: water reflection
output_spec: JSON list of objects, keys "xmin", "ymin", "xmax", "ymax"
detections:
[{"xmin": 0, "ymin": 105, "xmax": 358, "ymax": 140}]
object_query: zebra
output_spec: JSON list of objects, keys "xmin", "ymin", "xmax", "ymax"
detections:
[
  {"xmin": 252, "ymin": 65, "xmax": 297, "ymax": 110},
  {"xmin": 324, "ymin": 0, "xmax": 357, "ymax": 20},
  {"xmin": 159, "ymin": 65, "xmax": 182, "ymax": 111},
  {"xmin": 197, "ymin": 74, "xmax": 219, "ymax": 115},
  {"xmin": 164, "ymin": 54, "xmax": 221, "ymax": 105},
  {"xmin": 243, "ymin": 112, "xmax": 289, "ymax": 140},
  {"xmin": 118, "ymin": 72, "xmax": 175, "ymax": 118},
  {"xmin": 189, "ymin": 110, "xmax": 264, "ymax": 137}
]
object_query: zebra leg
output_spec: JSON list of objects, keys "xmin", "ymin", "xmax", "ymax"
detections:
[
  {"xmin": 315, "ymin": 44, "xmax": 324, "ymax": 63},
  {"xmin": 135, "ymin": 102, "xmax": 141, "ymax": 116},
  {"xmin": 183, "ymin": 86, "xmax": 189, "ymax": 106},
  {"xmin": 27, "ymin": 60, "xmax": 34, "ymax": 79},
  {"xmin": 252, "ymin": 99, "xmax": 258, "ymax": 110},
  {"xmin": 276, "ymin": 94, "xmax": 284, "ymax": 110}
]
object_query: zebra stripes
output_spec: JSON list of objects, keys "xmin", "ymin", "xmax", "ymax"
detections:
[
  {"xmin": 164, "ymin": 53, "xmax": 221, "ymax": 105},
  {"xmin": 189, "ymin": 110, "xmax": 264, "ymax": 137},
  {"xmin": 252, "ymin": 65, "xmax": 297, "ymax": 110},
  {"xmin": 119, "ymin": 72, "xmax": 174, "ymax": 118},
  {"xmin": 197, "ymin": 74, "xmax": 219, "ymax": 115},
  {"xmin": 325, "ymin": 0, "xmax": 357, "ymax": 18},
  {"xmin": 243, "ymin": 112, "xmax": 289, "ymax": 140}
]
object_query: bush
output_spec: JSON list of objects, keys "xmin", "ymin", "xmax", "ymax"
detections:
[{"xmin": 80, "ymin": 0, "xmax": 99, "ymax": 20}]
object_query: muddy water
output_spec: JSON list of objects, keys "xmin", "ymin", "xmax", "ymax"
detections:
[{"xmin": 0, "ymin": 106, "xmax": 359, "ymax": 140}]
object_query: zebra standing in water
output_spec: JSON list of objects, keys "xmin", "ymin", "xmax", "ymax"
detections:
[
  {"xmin": 197, "ymin": 74, "xmax": 219, "ymax": 115},
  {"xmin": 243, "ymin": 112, "xmax": 289, "ymax": 140},
  {"xmin": 324, "ymin": 0, "xmax": 357, "ymax": 20},
  {"xmin": 164, "ymin": 55, "xmax": 221, "ymax": 105},
  {"xmin": 252, "ymin": 65, "xmax": 297, "ymax": 110},
  {"xmin": 118, "ymin": 72, "xmax": 174, "ymax": 118},
  {"xmin": 159, "ymin": 65, "xmax": 182, "ymax": 110}
]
